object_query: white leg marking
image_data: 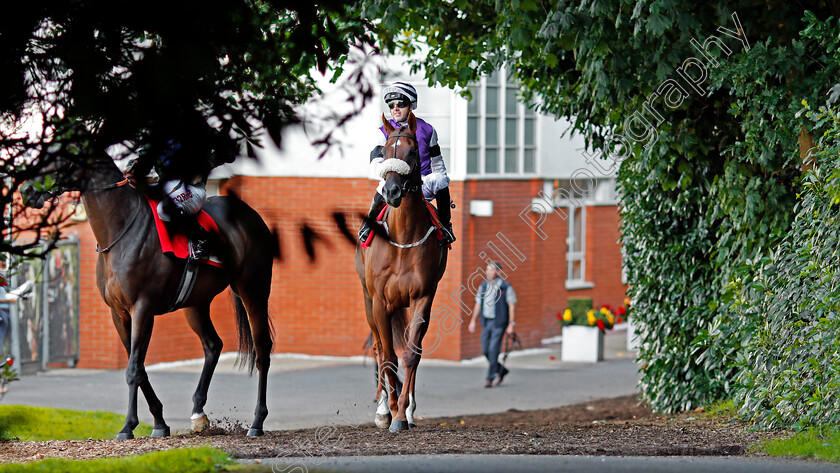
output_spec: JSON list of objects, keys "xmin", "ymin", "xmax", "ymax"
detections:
[
  {"xmin": 375, "ymin": 389, "xmax": 391, "ymax": 429},
  {"xmin": 406, "ymin": 393, "xmax": 416, "ymax": 425},
  {"xmin": 376, "ymin": 390, "xmax": 389, "ymax": 415},
  {"xmin": 191, "ymin": 411, "xmax": 206, "ymax": 420}
]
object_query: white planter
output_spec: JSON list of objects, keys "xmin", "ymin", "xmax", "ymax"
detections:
[
  {"xmin": 626, "ymin": 316, "xmax": 640, "ymax": 352},
  {"xmin": 561, "ymin": 325, "xmax": 604, "ymax": 362}
]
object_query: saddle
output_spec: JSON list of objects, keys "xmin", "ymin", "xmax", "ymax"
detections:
[
  {"xmin": 361, "ymin": 201, "xmax": 449, "ymax": 249},
  {"xmin": 144, "ymin": 196, "xmax": 222, "ymax": 267}
]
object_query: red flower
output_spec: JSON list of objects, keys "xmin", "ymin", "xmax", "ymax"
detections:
[
  {"xmin": 596, "ymin": 319, "xmax": 606, "ymax": 331},
  {"xmin": 6, "ymin": 358, "xmax": 12, "ymax": 366},
  {"xmin": 556, "ymin": 312, "xmax": 562, "ymax": 320},
  {"xmin": 618, "ymin": 307, "xmax": 627, "ymax": 316}
]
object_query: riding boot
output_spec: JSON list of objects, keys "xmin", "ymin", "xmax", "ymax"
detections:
[
  {"xmin": 184, "ymin": 218, "xmax": 212, "ymax": 260},
  {"xmin": 359, "ymin": 192, "xmax": 386, "ymax": 242},
  {"xmin": 435, "ymin": 187, "xmax": 456, "ymax": 246}
]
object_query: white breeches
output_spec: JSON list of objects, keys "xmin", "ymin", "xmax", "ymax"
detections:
[
  {"xmin": 375, "ymin": 172, "xmax": 450, "ymax": 201},
  {"xmin": 157, "ymin": 180, "xmax": 206, "ymax": 221}
]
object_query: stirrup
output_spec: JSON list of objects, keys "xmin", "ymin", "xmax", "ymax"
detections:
[
  {"xmin": 439, "ymin": 225, "xmax": 456, "ymax": 246},
  {"xmin": 359, "ymin": 225, "xmax": 372, "ymax": 243},
  {"xmin": 190, "ymin": 240, "xmax": 210, "ymax": 260}
]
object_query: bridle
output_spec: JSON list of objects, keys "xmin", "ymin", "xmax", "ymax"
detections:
[
  {"xmin": 89, "ymin": 177, "xmax": 139, "ymax": 254},
  {"xmin": 31, "ymin": 159, "xmax": 139, "ymax": 253},
  {"xmin": 384, "ymin": 132, "xmax": 421, "ymax": 197},
  {"xmin": 379, "ymin": 130, "xmax": 438, "ymax": 249}
]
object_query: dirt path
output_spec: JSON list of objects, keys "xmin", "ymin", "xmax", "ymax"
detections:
[{"xmin": 0, "ymin": 395, "xmax": 785, "ymax": 463}]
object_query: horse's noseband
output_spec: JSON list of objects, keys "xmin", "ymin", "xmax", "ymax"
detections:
[
  {"xmin": 385, "ymin": 133, "xmax": 421, "ymax": 197},
  {"xmin": 398, "ymin": 166, "xmax": 419, "ymax": 195}
]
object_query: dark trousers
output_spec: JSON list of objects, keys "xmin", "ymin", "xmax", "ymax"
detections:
[
  {"xmin": 435, "ymin": 187, "xmax": 451, "ymax": 225},
  {"xmin": 481, "ymin": 319, "xmax": 507, "ymax": 381}
]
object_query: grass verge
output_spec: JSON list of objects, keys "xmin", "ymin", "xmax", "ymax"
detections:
[
  {"xmin": 759, "ymin": 427, "xmax": 840, "ymax": 462},
  {"xmin": 0, "ymin": 405, "xmax": 152, "ymax": 441},
  {"xmin": 702, "ymin": 401, "xmax": 840, "ymax": 462},
  {"xmin": 0, "ymin": 446, "xmax": 233, "ymax": 473}
]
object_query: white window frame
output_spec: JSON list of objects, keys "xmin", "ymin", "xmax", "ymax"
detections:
[
  {"xmin": 551, "ymin": 179, "xmax": 596, "ymax": 290},
  {"xmin": 465, "ymin": 66, "xmax": 539, "ymax": 177},
  {"xmin": 566, "ymin": 205, "xmax": 594, "ymax": 290}
]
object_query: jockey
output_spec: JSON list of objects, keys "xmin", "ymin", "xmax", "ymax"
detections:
[
  {"xmin": 125, "ymin": 140, "xmax": 211, "ymax": 259},
  {"xmin": 359, "ymin": 81, "xmax": 456, "ymax": 246}
]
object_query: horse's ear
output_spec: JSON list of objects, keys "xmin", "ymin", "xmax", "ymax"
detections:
[
  {"xmin": 382, "ymin": 114, "xmax": 394, "ymax": 135},
  {"xmin": 407, "ymin": 112, "xmax": 417, "ymax": 134}
]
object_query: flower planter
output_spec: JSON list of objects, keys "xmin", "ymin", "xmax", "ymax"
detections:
[{"xmin": 561, "ymin": 325, "xmax": 604, "ymax": 362}]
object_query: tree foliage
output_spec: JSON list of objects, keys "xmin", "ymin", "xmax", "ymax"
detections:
[
  {"xmin": 728, "ymin": 96, "xmax": 840, "ymax": 430},
  {"xmin": 1, "ymin": 0, "xmax": 374, "ymax": 257},
  {"xmin": 367, "ymin": 0, "xmax": 840, "ymax": 413}
]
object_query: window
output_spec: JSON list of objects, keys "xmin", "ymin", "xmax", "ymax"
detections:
[
  {"xmin": 566, "ymin": 205, "xmax": 593, "ymax": 289},
  {"xmin": 504, "ymin": 84, "xmax": 518, "ymax": 173},
  {"xmin": 552, "ymin": 179, "xmax": 595, "ymax": 289},
  {"xmin": 524, "ymin": 107, "xmax": 536, "ymax": 173},
  {"xmin": 467, "ymin": 86, "xmax": 480, "ymax": 174},
  {"xmin": 485, "ymin": 71, "xmax": 500, "ymax": 174},
  {"xmin": 466, "ymin": 67, "xmax": 538, "ymax": 176}
]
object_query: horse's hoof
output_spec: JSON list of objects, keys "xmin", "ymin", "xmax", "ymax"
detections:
[
  {"xmin": 389, "ymin": 419, "xmax": 409, "ymax": 432},
  {"xmin": 375, "ymin": 414, "xmax": 392, "ymax": 429},
  {"xmin": 247, "ymin": 428, "xmax": 264, "ymax": 437},
  {"xmin": 116, "ymin": 431, "xmax": 134, "ymax": 440},
  {"xmin": 409, "ymin": 423, "xmax": 416, "ymax": 429},
  {"xmin": 191, "ymin": 414, "xmax": 210, "ymax": 432},
  {"xmin": 151, "ymin": 426, "xmax": 170, "ymax": 438}
]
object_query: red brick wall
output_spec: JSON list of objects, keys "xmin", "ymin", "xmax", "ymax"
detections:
[
  {"xmin": 66, "ymin": 176, "xmax": 625, "ymax": 368},
  {"xmin": 222, "ymin": 176, "xmax": 466, "ymax": 361},
  {"xmin": 456, "ymin": 181, "xmax": 627, "ymax": 360}
]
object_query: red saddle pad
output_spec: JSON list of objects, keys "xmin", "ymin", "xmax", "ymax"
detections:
[
  {"xmin": 145, "ymin": 197, "xmax": 223, "ymax": 267},
  {"xmin": 361, "ymin": 201, "xmax": 446, "ymax": 249}
]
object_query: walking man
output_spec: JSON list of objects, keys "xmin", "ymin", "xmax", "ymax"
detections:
[{"xmin": 468, "ymin": 261, "xmax": 517, "ymax": 387}]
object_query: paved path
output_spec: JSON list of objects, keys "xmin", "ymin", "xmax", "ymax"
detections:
[
  {"xmin": 6, "ymin": 330, "xmax": 839, "ymax": 471},
  {"xmin": 4, "ymin": 330, "xmax": 638, "ymax": 432},
  {"xmin": 246, "ymin": 454, "xmax": 840, "ymax": 473}
]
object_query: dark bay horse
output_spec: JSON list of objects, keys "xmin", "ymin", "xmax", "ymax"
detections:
[
  {"xmin": 24, "ymin": 153, "xmax": 276, "ymax": 439},
  {"xmin": 355, "ymin": 113, "xmax": 448, "ymax": 432}
]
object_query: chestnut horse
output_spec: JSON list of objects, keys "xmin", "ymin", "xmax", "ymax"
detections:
[
  {"xmin": 355, "ymin": 113, "xmax": 448, "ymax": 432},
  {"xmin": 23, "ymin": 153, "xmax": 276, "ymax": 439}
]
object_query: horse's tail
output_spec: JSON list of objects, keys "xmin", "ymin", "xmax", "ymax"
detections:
[
  {"xmin": 231, "ymin": 290, "xmax": 257, "ymax": 374},
  {"xmin": 392, "ymin": 307, "xmax": 409, "ymax": 355}
]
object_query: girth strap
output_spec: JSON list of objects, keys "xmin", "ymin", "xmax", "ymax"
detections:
[{"xmin": 167, "ymin": 250, "xmax": 200, "ymax": 312}]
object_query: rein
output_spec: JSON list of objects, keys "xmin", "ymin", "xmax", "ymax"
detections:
[
  {"xmin": 92, "ymin": 178, "xmax": 131, "ymax": 191},
  {"xmin": 92, "ymin": 178, "xmax": 140, "ymax": 253}
]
